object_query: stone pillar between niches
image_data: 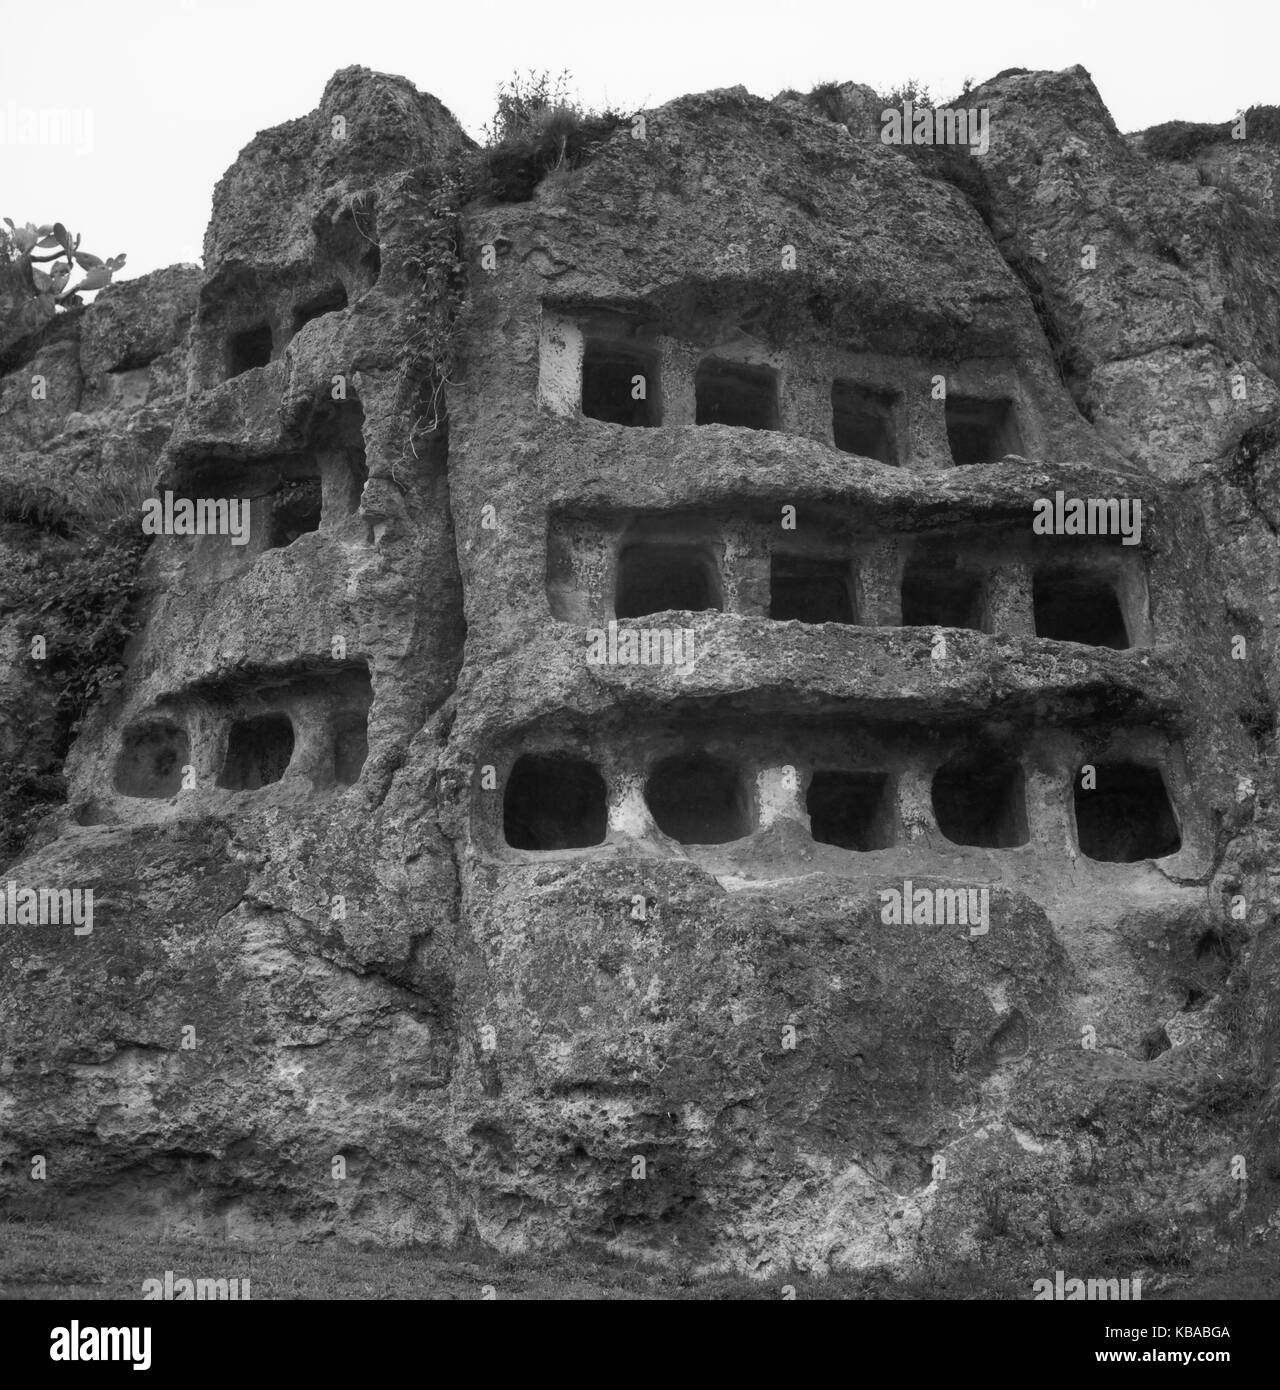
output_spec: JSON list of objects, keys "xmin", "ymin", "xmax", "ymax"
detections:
[
  {"xmin": 1116, "ymin": 557, "xmax": 1152, "ymax": 647},
  {"xmin": 1020, "ymin": 760, "xmax": 1064, "ymax": 856},
  {"xmin": 537, "ymin": 312, "xmax": 583, "ymax": 417},
  {"xmin": 723, "ymin": 519, "xmax": 768, "ymax": 617},
  {"xmin": 786, "ymin": 370, "xmax": 831, "ymax": 445},
  {"xmin": 984, "ymin": 559, "xmax": 1035, "ymax": 637},
  {"xmin": 1035, "ymin": 731, "xmax": 1083, "ymax": 861},
  {"xmin": 756, "ymin": 764, "xmax": 806, "ymax": 827},
  {"xmin": 856, "ymin": 539, "xmax": 902, "ymax": 626},
  {"xmin": 896, "ymin": 763, "xmax": 937, "ymax": 845},
  {"xmin": 904, "ymin": 379, "xmax": 953, "ymax": 471},
  {"xmin": 608, "ymin": 770, "xmax": 656, "ymax": 840},
  {"xmin": 661, "ymin": 339, "xmax": 700, "ymax": 427}
]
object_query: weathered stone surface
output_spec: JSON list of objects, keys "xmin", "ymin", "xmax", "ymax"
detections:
[{"xmin": 1, "ymin": 65, "xmax": 1277, "ymax": 1278}]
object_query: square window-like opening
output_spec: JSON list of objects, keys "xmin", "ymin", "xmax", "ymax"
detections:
[
  {"xmin": 1033, "ymin": 568, "xmax": 1130, "ymax": 648},
  {"xmin": 616, "ymin": 542, "xmax": 722, "ymax": 618},
  {"xmin": 227, "ymin": 323, "xmax": 272, "ymax": 378},
  {"xmin": 1074, "ymin": 760, "xmax": 1180, "ymax": 861},
  {"xmin": 945, "ymin": 395, "xmax": 1022, "ymax": 465},
  {"xmin": 933, "ymin": 750, "xmax": 1028, "ymax": 848},
  {"xmin": 901, "ymin": 548, "xmax": 986, "ymax": 630},
  {"xmin": 770, "ymin": 554, "xmax": 854, "ymax": 623},
  {"xmin": 269, "ymin": 477, "xmax": 323, "ymax": 548},
  {"xmin": 114, "ymin": 721, "xmax": 189, "ymax": 799},
  {"xmin": 292, "ymin": 284, "xmax": 348, "ymax": 334},
  {"xmin": 582, "ymin": 342, "xmax": 659, "ymax": 426},
  {"xmin": 504, "ymin": 754, "xmax": 607, "ymax": 849},
  {"xmin": 807, "ymin": 771, "xmax": 895, "ymax": 850},
  {"xmin": 646, "ymin": 752, "xmax": 752, "ymax": 844},
  {"xmin": 832, "ymin": 381, "xmax": 898, "ymax": 464},
  {"xmin": 695, "ymin": 359, "xmax": 778, "ymax": 430},
  {"xmin": 217, "ymin": 713, "xmax": 294, "ymax": 790}
]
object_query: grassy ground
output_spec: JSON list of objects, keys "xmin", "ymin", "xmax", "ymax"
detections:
[{"xmin": 1, "ymin": 1220, "xmax": 1277, "ymax": 1299}]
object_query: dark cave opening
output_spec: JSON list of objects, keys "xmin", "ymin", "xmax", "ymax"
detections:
[
  {"xmin": 832, "ymin": 380, "xmax": 898, "ymax": 464},
  {"xmin": 646, "ymin": 752, "xmax": 752, "ymax": 844},
  {"xmin": 114, "ymin": 721, "xmax": 189, "ymax": 799},
  {"xmin": 227, "ymin": 322, "xmax": 272, "ymax": 378},
  {"xmin": 1074, "ymin": 761, "xmax": 1181, "ymax": 861},
  {"xmin": 806, "ymin": 770, "xmax": 896, "ymax": 850},
  {"xmin": 933, "ymin": 750, "xmax": 1028, "ymax": 848},
  {"xmin": 217, "ymin": 713, "xmax": 295, "ymax": 790},
  {"xmin": 945, "ymin": 395, "xmax": 1022, "ymax": 465},
  {"xmin": 770, "ymin": 553, "xmax": 855, "ymax": 623},
  {"xmin": 581, "ymin": 341, "xmax": 659, "ymax": 426},
  {"xmin": 615, "ymin": 542, "xmax": 722, "ymax": 618},
  {"xmin": 1033, "ymin": 567, "xmax": 1130, "ymax": 648},
  {"xmin": 695, "ymin": 359, "xmax": 779, "ymax": 430},
  {"xmin": 504, "ymin": 754, "xmax": 608, "ymax": 850}
]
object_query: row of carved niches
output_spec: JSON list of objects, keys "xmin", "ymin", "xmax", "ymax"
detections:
[
  {"xmin": 164, "ymin": 401, "xmax": 369, "ymax": 581},
  {"xmin": 93, "ymin": 663, "xmax": 372, "ymax": 818},
  {"xmin": 538, "ymin": 306, "xmax": 1047, "ymax": 468},
  {"xmin": 548, "ymin": 509, "xmax": 1151, "ymax": 648},
  {"xmin": 478, "ymin": 717, "xmax": 1205, "ymax": 877},
  {"xmin": 191, "ymin": 205, "xmax": 381, "ymax": 390}
]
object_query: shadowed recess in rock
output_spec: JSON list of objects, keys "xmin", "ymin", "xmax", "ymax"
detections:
[
  {"xmin": 114, "ymin": 721, "xmax": 190, "ymax": 799},
  {"xmin": 694, "ymin": 358, "xmax": 779, "ymax": 430},
  {"xmin": 332, "ymin": 712, "xmax": 369, "ymax": 786},
  {"xmin": 226, "ymin": 322, "xmax": 272, "ymax": 378},
  {"xmin": 1033, "ymin": 566, "xmax": 1130, "ymax": 648},
  {"xmin": 292, "ymin": 283, "xmax": 348, "ymax": 334},
  {"xmin": 901, "ymin": 545, "xmax": 987, "ymax": 630},
  {"xmin": 504, "ymin": 754, "xmax": 608, "ymax": 849},
  {"xmin": 1074, "ymin": 760, "xmax": 1181, "ymax": 861},
  {"xmin": 646, "ymin": 752, "xmax": 752, "ymax": 844},
  {"xmin": 615, "ymin": 541, "xmax": 723, "ymax": 618},
  {"xmin": 582, "ymin": 341, "xmax": 660, "ymax": 426},
  {"xmin": 832, "ymin": 380, "xmax": 899, "ymax": 464},
  {"xmin": 945, "ymin": 395, "xmax": 1023, "ymax": 465},
  {"xmin": 806, "ymin": 770, "xmax": 896, "ymax": 849},
  {"xmin": 770, "ymin": 553, "xmax": 855, "ymax": 623},
  {"xmin": 217, "ymin": 713, "xmax": 295, "ymax": 790},
  {"xmin": 933, "ymin": 749, "xmax": 1029, "ymax": 848}
]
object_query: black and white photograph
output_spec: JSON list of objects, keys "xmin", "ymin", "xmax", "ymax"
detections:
[{"xmin": 0, "ymin": 0, "xmax": 1276, "ymax": 1353}]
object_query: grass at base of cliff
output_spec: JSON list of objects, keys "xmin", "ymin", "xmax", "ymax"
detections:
[{"xmin": 2, "ymin": 1220, "xmax": 1277, "ymax": 1300}]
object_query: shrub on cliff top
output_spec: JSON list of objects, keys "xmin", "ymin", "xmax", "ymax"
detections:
[
  {"xmin": 1144, "ymin": 105, "xmax": 1280, "ymax": 160},
  {"xmin": 481, "ymin": 70, "xmax": 627, "ymax": 202}
]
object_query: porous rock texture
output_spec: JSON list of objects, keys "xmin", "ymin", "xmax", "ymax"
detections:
[{"xmin": 1, "ymin": 64, "xmax": 1278, "ymax": 1280}]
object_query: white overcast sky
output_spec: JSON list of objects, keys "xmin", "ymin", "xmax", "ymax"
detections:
[{"xmin": 2, "ymin": 0, "xmax": 1274, "ymax": 282}]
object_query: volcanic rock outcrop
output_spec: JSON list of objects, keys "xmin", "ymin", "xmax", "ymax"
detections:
[{"xmin": 1, "ymin": 64, "xmax": 1278, "ymax": 1278}]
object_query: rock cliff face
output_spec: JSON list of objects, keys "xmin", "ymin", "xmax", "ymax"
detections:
[{"xmin": 1, "ymin": 63, "xmax": 1277, "ymax": 1278}]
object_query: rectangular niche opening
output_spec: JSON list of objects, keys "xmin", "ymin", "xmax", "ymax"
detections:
[
  {"xmin": 217, "ymin": 713, "xmax": 295, "ymax": 790},
  {"xmin": 582, "ymin": 341, "xmax": 660, "ymax": 426},
  {"xmin": 645, "ymin": 752, "xmax": 752, "ymax": 845},
  {"xmin": 770, "ymin": 554, "xmax": 855, "ymax": 623},
  {"xmin": 1033, "ymin": 566, "xmax": 1130, "ymax": 648},
  {"xmin": 901, "ymin": 546, "xmax": 987, "ymax": 630},
  {"xmin": 615, "ymin": 541, "xmax": 723, "ymax": 618},
  {"xmin": 832, "ymin": 381, "xmax": 898, "ymax": 464},
  {"xmin": 933, "ymin": 749, "xmax": 1028, "ymax": 848},
  {"xmin": 504, "ymin": 754, "xmax": 607, "ymax": 849},
  {"xmin": 695, "ymin": 359, "xmax": 779, "ymax": 430},
  {"xmin": 945, "ymin": 395, "xmax": 1022, "ymax": 465},
  {"xmin": 1074, "ymin": 760, "xmax": 1181, "ymax": 861},
  {"xmin": 269, "ymin": 473, "xmax": 322, "ymax": 548},
  {"xmin": 114, "ymin": 720, "xmax": 189, "ymax": 799},
  {"xmin": 227, "ymin": 323, "xmax": 273, "ymax": 379},
  {"xmin": 807, "ymin": 770, "xmax": 895, "ymax": 850},
  {"xmin": 292, "ymin": 283, "xmax": 348, "ymax": 334}
]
